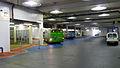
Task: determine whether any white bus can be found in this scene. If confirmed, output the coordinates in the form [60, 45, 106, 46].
[106, 32, 119, 45]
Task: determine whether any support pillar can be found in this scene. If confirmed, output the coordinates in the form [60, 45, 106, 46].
[0, 5, 10, 52]
[66, 25, 69, 34]
[54, 24, 57, 28]
[14, 26, 17, 43]
[38, 21, 43, 45]
[29, 25, 32, 44]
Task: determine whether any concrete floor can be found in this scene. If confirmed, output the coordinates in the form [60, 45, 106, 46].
[1, 37, 120, 68]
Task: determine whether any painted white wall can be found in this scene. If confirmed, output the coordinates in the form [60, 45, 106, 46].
[14, 6, 43, 22]
[0, 2, 11, 52]
[83, 27, 104, 36]
[32, 27, 39, 38]
[83, 29, 93, 36]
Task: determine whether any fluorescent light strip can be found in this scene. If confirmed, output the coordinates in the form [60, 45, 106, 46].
[85, 18, 91, 20]
[93, 23, 98, 25]
[50, 10, 63, 14]
[47, 18, 56, 21]
[10, 23, 14, 24]
[75, 24, 80, 25]
[68, 17, 76, 19]
[99, 13, 110, 17]
[22, 1, 41, 7]
[91, 6, 107, 11]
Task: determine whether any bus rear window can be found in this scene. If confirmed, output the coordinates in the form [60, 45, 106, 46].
[108, 34, 117, 38]
[113, 34, 117, 37]
[108, 34, 112, 38]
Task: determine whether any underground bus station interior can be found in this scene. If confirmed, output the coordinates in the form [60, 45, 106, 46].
[0, 0, 120, 68]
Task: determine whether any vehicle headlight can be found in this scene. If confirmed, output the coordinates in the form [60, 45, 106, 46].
[49, 38, 52, 41]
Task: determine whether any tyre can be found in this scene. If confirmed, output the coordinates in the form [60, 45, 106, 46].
[115, 42, 118, 45]
[107, 42, 109, 45]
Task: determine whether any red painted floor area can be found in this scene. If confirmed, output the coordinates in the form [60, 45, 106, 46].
[0, 44, 38, 59]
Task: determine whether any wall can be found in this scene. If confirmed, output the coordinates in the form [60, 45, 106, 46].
[99, 28, 107, 37]
[14, 6, 43, 22]
[0, 2, 44, 52]
[83, 28, 93, 36]
[83, 27, 106, 36]
[0, 2, 11, 52]
[13, 6, 43, 45]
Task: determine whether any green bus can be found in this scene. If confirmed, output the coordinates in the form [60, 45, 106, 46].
[44, 28, 64, 43]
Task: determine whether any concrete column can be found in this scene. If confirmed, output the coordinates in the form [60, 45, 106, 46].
[54, 24, 57, 28]
[0, 5, 10, 52]
[39, 21, 43, 45]
[14, 26, 17, 43]
[80, 29, 83, 36]
[66, 25, 69, 33]
[29, 26, 32, 44]
[74, 26, 76, 32]
[114, 21, 118, 26]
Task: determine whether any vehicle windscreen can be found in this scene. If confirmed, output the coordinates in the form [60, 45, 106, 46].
[108, 33, 117, 38]
[51, 30, 63, 32]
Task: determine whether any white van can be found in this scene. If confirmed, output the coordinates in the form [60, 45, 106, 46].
[106, 32, 119, 45]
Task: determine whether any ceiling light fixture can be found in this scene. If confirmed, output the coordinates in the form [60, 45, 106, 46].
[50, 10, 63, 14]
[10, 23, 14, 24]
[10, 26, 14, 28]
[22, 0, 41, 7]
[84, 20, 91, 22]
[85, 18, 91, 20]
[68, 17, 77, 19]
[86, 29, 90, 31]
[63, 22, 69, 24]
[75, 24, 80, 25]
[47, 18, 56, 21]
[24, 23, 32, 26]
[98, 13, 110, 17]
[91, 6, 107, 11]
[82, 0, 90, 1]
[93, 23, 98, 25]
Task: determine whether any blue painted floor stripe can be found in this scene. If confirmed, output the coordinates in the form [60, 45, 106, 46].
[0, 36, 98, 60]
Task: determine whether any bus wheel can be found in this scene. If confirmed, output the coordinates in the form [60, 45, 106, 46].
[107, 42, 110, 45]
[115, 42, 118, 45]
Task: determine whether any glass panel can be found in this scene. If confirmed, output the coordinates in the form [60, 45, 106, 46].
[113, 34, 117, 38]
[108, 34, 117, 38]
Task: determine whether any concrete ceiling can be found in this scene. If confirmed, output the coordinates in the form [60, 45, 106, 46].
[1, 0, 120, 28]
